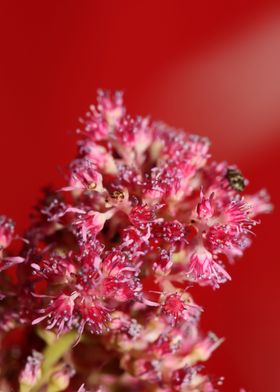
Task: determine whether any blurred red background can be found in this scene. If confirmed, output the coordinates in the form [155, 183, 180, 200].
[0, 1, 279, 390]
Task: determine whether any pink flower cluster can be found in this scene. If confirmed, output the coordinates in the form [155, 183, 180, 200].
[0, 91, 271, 391]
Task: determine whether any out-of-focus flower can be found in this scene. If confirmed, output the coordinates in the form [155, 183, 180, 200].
[0, 216, 15, 251]
[19, 350, 43, 387]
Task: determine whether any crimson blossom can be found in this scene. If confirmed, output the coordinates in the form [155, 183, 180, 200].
[0, 91, 272, 391]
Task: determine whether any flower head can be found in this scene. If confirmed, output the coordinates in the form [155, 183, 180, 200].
[0, 91, 271, 391]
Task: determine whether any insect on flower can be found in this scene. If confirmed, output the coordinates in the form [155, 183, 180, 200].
[226, 168, 245, 192]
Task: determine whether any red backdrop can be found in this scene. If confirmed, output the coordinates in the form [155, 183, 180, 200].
[0, 1, 279, 391]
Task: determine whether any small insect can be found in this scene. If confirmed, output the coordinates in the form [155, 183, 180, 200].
[226, 168, 245, 192]
[110, 190, 125, 201]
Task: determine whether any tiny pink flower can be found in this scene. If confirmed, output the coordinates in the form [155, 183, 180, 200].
[129, 204, 157, 226]
[61, 159, 104, 193]
[187, 250, 231, 287]
[79, 90, 125, 141]
[73, 209, 115, 241]
[19, 350, 43, 387]
[245, 189, 273, 217]
[32, 292, 78, 335]
[161, 293, 198, 325]
[196, 191, 215, 220]
[50, 364, 75, 390]
[76, 297, 110, 335]
[153, 249, 173, 275]
[191, 332, 224, 362]
[0, 216, 15, 251]
[79, 140, 117, 174]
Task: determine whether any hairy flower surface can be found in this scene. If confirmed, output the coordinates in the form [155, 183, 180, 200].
[0, 91, 271, 392]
